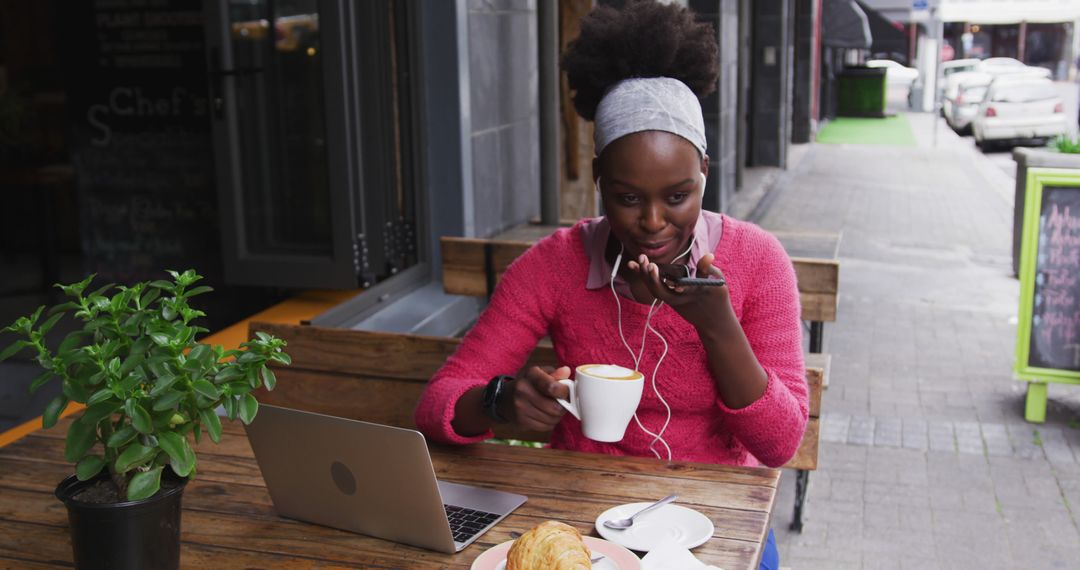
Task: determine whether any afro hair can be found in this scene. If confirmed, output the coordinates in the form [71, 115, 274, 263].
[560, 0, 720, 121]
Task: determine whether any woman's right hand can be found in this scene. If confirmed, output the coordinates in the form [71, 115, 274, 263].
[502, 365, 572, 432]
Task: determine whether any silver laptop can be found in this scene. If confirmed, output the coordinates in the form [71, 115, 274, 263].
[245, 404, 527, 553]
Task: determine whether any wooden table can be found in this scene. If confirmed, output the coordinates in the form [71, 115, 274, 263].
[0, 417, 779, 569]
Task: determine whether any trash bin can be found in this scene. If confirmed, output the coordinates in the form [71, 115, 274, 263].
[837, 66, 887, 118]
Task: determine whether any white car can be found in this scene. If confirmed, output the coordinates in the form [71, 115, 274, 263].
[942, 58, 980, 78]
[866, 59, 919, 88]
[943, 71, 992, 133]
[972, 76, 1067, 150]
[976, 57, 1052, 78]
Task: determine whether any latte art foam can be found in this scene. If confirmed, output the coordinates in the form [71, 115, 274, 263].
[580, 364, 641, 380]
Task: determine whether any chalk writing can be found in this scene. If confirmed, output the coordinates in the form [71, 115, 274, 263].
[1029, 187, 1080, 371]
[65, 0, 218, 283]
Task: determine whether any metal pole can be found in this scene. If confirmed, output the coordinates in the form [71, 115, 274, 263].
[932, 7, 942, 148]
[538, 0, 560, 226]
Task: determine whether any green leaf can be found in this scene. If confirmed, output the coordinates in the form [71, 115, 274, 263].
[149, 374, 178, 397]
[0, 340, 30, 363]
[261, 366, 277, 391]
[38, 312, 64, 336]
[62, 380, 90, 403]
[28, 306, 45, 326]
[140, 287, 162, 307]
[152, 390, 185, 411]
[28, 370, 54, 395]
[47, 301, 80, 316]
[162, 304, 177, 321]
[157, 432, 195, 477]
[192, 380, 220, 400]
[236, 351, 261, 364]
[115, 443, 156, 473]
[57, 331, 85, 355]
[149, 280, 173, 290]
[186, 285, 213, 298]
[65, 418, 98, 462]
[80, 402, 118, 426]
[88, 282, 115, 299]
[75, 455, 106, 481]
[86, 388, 114, 406]
[255, 331, 271, 342]
[42, 395, 68, 429]
[150, 333, 172, 347]
[238, 394, 259, 424]
[272, 352, 292, 366]
[119, 372, 143, 393]
[213, 366, 244, 383]
[223, 396, 238, 421]
[199, 408, 222, 444]
[107, 425, 137, 448]
[189, 344, 215, 368]
[131, 404, 153, 434]
[127, 466, 163, 501]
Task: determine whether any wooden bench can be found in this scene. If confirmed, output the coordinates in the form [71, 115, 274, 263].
[249, 321, 826, 471]
[440, 228, 839, 531]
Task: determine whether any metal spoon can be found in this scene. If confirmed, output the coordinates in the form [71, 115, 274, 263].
[602, 494, 678, 530]
[509, 531, 604, 563]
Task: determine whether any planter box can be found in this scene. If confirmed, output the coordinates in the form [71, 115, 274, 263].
[1011, 147, 1080, 275]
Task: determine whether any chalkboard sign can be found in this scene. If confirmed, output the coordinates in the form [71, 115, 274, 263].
[1016, 168, 1080, 422]
[59, 0, 218, 284]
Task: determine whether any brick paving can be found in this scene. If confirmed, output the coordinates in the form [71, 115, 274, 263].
[760, 112, 1080, 569]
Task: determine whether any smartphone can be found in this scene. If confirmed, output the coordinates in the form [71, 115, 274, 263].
[656, 264, 726, 287]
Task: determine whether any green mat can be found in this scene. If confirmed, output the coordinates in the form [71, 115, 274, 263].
[817, 115, 916, 147]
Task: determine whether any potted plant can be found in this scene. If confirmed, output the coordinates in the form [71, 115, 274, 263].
[0, 269, 290, 570]
[1012, 136, 1080, 275]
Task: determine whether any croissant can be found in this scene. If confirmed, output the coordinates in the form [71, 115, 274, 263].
[506, 521, 592, 570]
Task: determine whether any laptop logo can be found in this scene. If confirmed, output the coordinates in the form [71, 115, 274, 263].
[330, 461, 357, 495]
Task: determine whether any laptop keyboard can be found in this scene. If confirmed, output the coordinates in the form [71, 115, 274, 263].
[444, 504, 500, 543]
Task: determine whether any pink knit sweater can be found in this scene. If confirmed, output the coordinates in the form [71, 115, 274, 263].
[415, 215, 807, 467]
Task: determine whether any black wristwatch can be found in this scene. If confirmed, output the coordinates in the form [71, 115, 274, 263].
[481, 375, 514, 423]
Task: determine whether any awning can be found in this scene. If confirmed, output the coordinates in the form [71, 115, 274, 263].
[823, 0, 872, 50]
[940, 1, 1080, 24]
[856, 0, 908, 63]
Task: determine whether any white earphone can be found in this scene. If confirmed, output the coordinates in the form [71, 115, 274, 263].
[600, 171, 705, 461]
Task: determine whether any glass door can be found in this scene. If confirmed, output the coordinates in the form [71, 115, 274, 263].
[205, 0, 420, 289]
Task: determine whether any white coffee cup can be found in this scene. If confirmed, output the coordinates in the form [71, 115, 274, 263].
[555, 364, 644, 442]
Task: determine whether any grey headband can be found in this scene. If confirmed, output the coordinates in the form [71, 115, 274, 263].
[593, 77, 707, 157]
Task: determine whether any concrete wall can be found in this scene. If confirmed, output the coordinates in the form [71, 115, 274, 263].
[791, 0, 817, 143]
[467, 0, 541, 238]
[749, 0, 793, 167]
[691, 0, 740, 213]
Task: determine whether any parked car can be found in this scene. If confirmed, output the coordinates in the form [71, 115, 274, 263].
[866, 59, 919, 88]
[942, 58, 980, 78]
[976, 57, 1052, 79]
[972, 76, 1067, 150]
[943, 71, 992, 134]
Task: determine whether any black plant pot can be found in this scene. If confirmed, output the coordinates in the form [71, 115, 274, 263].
[55, 469, 187, 570]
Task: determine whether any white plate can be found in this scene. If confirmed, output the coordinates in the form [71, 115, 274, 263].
[594, 503, 714, 553]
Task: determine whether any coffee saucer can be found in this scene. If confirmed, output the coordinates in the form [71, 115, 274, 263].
[594, 503, 714, 553]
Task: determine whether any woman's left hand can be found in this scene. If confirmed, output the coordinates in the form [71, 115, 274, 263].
[627, 252, 734, 334]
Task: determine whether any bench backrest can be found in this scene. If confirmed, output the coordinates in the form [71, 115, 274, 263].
[440, 236, 839, 323]
[250, 321, 823, 470]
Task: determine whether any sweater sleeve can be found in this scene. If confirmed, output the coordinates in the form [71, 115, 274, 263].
[414, 235, 564, 444]
[714, 230, 808, 468]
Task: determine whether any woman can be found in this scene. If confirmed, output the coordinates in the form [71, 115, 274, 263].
[416, 1, 804, 566]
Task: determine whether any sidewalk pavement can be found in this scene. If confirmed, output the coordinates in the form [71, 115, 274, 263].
[760, 112, 1080, 569]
